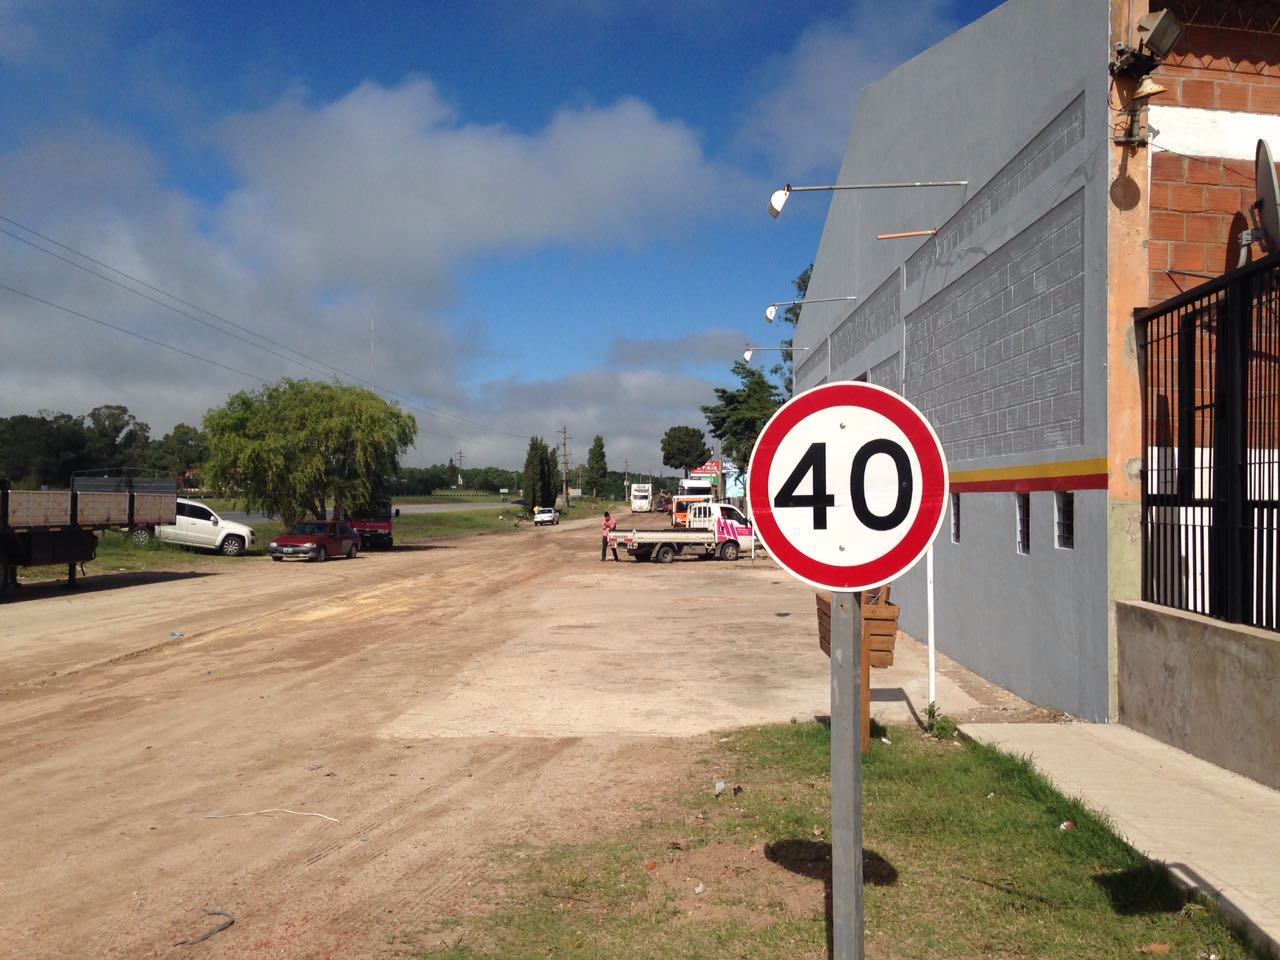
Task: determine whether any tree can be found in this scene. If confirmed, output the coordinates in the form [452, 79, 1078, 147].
[85, 404, 151, 471]
[146, 423, 208, 483]
[772, 263, 811, 396]
[701, 361, 784, 476]
[203, 378, 416, 528]
[584, 435, 607, 496]
[521, 437, 557, 509]
[660, 425, 711, 477]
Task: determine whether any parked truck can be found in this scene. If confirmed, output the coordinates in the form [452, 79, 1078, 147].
[0, 472, 177, 593]
[608, 501, 756, 562]
[629, 483, 653, 513]
[346, 499, 399, 550]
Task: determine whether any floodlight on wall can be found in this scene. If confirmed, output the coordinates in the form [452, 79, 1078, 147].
[743, 344, 811, 363]
[1111, 9, 1185, 77]
[764, 296, 858, 323]
[768, 180, 968, 218]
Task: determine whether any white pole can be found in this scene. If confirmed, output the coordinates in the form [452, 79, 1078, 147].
[927, 545, 936, 706]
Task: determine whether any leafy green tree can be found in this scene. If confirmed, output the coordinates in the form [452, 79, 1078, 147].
[146, 423, 208, 482]
[584, 435, 607, 496]
[772, 263, 811, 396]
[543, 444, 562, 504]
[203, 379, 416, 528]
[85, 404, 151, 471]
[521, 437, 558, 509]
[660, 425, 711, 477]
[0, 411, 91, 488]
[701, 361, 784, 476]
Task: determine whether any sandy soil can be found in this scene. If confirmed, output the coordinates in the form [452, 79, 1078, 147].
[0, 518, 843, 959]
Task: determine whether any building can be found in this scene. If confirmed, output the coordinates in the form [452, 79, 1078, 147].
[794, 0, 1279, 784]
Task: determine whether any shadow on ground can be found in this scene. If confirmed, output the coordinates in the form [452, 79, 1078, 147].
[2, 570, 212, 603]
[765, 838, 898, 956]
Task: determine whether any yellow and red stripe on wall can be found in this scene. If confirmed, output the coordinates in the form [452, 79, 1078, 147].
[949, 457, 1108, 494]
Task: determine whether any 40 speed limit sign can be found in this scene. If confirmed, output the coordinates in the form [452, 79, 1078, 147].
[748, 381, 948, 591]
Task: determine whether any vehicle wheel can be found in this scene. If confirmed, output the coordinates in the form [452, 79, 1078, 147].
[271, 555, 283, 561]
[346, 544, 358, 559]
[634, 547, 653, 562]
[655, 544, 676, 564]
[315, 547, 327, 563]
[719, 540, 740, 562]
[387, 538, 393, 549]
[220, 535, 245, 557]
[129, 527, 153, 545]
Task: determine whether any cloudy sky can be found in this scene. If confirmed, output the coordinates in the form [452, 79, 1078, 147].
[0, 0, 999, 473]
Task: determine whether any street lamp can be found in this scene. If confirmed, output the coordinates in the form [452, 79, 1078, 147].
[765, 296, 858, 323]
[743, 344, 811, 363]
[768, 180, 968, 218]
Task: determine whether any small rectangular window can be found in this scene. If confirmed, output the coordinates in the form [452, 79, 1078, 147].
[1016, 492, 1030, 555]
[1055, 491, 1075, 549]
[950, 493, 960, 543]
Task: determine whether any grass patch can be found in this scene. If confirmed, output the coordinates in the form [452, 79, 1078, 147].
[393, 508, 526, 542]
[413, 723, 1260, 960]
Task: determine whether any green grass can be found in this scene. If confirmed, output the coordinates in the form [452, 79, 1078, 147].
[413, 722, 1261, 960]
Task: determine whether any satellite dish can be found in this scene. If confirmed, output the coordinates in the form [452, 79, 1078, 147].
[1255, 139, 1280, 253]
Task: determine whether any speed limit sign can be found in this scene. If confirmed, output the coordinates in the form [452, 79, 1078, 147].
[748, 381, 948, 591]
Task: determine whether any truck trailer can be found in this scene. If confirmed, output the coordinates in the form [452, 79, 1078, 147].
[0, 475, 177, 593]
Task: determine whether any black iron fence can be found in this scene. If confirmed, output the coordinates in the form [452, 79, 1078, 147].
[1138, 251, 1280, 632]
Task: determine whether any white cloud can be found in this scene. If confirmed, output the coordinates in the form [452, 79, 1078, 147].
[737, 1, 963, 179]
[215, 79, 739, 292]
[0, 78, 740, 470]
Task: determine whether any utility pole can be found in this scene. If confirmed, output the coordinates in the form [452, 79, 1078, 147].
[560, 426, 571, 506]
[456, 450, 464, 487]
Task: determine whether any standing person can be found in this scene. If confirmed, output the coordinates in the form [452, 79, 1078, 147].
[600, 511, 619, 561]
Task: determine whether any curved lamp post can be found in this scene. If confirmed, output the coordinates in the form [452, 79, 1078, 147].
[765, 296, 858, 323]
[743, 344, 811, 364]
[768, 180, 968, 218]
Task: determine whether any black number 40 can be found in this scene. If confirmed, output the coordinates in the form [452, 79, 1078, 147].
[773, 441, 912, 531]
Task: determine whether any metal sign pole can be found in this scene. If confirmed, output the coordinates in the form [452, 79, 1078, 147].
[830, 590, 864, 960]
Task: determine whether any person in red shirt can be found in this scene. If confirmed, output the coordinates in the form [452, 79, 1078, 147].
[600, 511, 619, 561]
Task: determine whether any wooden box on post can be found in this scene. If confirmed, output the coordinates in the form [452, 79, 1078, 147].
[816, 587, 899, 752]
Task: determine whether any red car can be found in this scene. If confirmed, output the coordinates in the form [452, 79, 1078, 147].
[268, 520, 361, 562]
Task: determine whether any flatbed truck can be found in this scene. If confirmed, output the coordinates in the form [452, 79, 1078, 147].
[608, 501, 757, 563]
[0, 475, 177, 593]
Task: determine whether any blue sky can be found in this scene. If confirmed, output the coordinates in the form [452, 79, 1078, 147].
[0, 0, 1000, 472]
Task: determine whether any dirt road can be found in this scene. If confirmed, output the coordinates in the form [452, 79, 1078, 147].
[0, 518, 832, 958]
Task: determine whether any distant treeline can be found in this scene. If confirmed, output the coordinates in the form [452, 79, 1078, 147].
[0, 406, 207, 489]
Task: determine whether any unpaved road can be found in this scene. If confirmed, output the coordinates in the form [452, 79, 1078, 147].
[0, 517, 831, 958]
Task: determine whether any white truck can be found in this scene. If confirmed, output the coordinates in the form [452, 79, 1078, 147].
[629, 482, 653, 512]
[608, 501, 756, 563]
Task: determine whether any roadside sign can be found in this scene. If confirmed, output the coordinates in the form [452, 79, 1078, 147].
[748, 381, 948, 591]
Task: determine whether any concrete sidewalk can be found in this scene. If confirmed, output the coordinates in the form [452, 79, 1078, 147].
[964, 722, 1280, 958]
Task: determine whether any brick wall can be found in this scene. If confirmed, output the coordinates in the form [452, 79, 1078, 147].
[1152, 25, 1280, 115]
[1145, 23, 1280, 304]
[1147, 151, 1267, 302]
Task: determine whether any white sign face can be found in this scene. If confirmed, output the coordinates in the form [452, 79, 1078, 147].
[748, 382, 948, 592]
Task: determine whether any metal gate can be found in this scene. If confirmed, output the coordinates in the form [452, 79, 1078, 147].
[1138, 251, 1280, 631]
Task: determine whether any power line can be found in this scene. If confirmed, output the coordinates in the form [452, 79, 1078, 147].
[0, 213, 530, 441]
[0, 281, 476, 444]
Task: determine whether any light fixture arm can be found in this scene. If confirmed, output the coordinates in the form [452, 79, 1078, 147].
[765, 296, 857, 322]
[769, 180, 968, 217]
[743, 344, 813, 363]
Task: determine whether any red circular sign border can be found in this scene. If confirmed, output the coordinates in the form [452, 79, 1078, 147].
[748, 382, 948, 591]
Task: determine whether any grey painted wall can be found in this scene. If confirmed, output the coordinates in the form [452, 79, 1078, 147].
[795, 0, 1114, 719]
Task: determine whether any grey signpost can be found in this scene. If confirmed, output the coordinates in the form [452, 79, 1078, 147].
[747, 382, 949, 960]
[830, 590, 863, 957]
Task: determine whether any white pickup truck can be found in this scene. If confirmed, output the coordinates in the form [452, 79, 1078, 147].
[608, 501, 756, 563]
